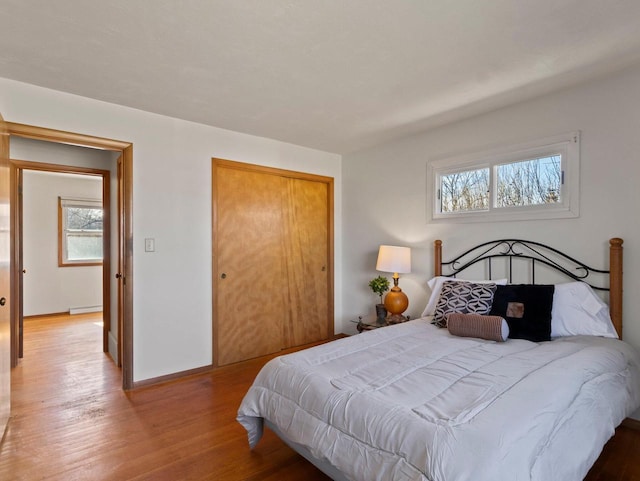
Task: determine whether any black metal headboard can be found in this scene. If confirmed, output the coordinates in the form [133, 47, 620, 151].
[433, 238, 624, 338]
[438, 239, 608, 291]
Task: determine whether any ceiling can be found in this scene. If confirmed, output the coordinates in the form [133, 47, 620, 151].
[2, 1, 640, 154]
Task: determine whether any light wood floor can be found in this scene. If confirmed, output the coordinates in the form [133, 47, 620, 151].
[0, 313, 638, 480]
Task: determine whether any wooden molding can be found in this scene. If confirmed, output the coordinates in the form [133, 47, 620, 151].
[212, 157, 334, 184]
[609, 237, 623, 339]
[23, 311, 70, 320]
[7, 123, 134, 390]
[6, 122, 130, 151]
[9, 159, 110, 176]
[434, 240, 442, 277]
[131, 334, 348, 389]
[132, 364, 214, 390]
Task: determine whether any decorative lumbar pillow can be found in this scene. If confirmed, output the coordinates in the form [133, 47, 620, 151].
[421, 276, 508, 317]
[489, 284, 555, 342]
[447, 313, 509, 342]
[432, 280, 498, 328]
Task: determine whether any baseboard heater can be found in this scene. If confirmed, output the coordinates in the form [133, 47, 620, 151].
[69, 305, 103, 315]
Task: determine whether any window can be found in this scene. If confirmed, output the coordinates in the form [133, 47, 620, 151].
[58, 197, 104, 266]
[440, 167, 489, 213]
[427, 132, 580, 222]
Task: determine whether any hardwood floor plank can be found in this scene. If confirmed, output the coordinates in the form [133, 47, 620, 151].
[0, 313, 332, 481]
[1, 313, 638, 480]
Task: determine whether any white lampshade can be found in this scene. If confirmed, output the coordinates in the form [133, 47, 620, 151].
[376, 245, 411, 274]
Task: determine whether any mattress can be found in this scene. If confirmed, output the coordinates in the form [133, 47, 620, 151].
[237, 319, 640, 481]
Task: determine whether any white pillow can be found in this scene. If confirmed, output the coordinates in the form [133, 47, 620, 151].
[551, 282, 618, 338]
[421, 276, 508, 317]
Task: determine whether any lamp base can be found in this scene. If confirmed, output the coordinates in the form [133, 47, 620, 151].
[383, 286, 409, 318]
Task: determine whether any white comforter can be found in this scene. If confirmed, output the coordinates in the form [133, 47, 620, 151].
[237, 319, 640, 481]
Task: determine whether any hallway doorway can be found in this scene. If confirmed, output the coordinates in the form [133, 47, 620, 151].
[21, 169, 107, 361]
[7, 122, 133, 390]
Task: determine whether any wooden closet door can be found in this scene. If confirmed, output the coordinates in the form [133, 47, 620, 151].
[282, 178, 330, 347]
[214, 165, 288, 366]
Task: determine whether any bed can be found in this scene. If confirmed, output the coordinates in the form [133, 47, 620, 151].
[237, 238, 640, 481]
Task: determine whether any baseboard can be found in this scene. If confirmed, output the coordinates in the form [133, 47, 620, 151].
[130, 335, 347, 391]
[622, 417, 640, 431]
[131, 364, 214, 390]
[69, 305, 103, 315]
[23, 311, 68, 320]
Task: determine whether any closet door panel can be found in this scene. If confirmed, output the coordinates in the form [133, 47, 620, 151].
[283, 178, 329, 347]
[214, 166, 287, 366]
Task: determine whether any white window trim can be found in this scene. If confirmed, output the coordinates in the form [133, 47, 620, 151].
[427, 131, 580, 223]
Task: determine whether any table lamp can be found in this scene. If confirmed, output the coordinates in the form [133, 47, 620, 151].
[376, 245, 411, 323]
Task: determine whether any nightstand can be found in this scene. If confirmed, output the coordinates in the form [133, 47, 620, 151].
[350, 313, 410, 332]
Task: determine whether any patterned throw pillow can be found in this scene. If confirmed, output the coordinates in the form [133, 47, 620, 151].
[432, 280, 498, 328]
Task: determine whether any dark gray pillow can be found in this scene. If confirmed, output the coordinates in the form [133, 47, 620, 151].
[432, 280, 497, 328]
[489, 284, 555, 342]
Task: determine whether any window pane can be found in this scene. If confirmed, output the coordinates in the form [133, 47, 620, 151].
[496, 155, 561, 208]
[65, 207, 103, 231]
[440, 168, 489, 212]
[67, 233, 103, 261]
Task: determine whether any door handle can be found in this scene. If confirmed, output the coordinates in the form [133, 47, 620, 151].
[0, 297, 6, 307]
[115, 273, 122, 279]
[22, 269, 27, 274]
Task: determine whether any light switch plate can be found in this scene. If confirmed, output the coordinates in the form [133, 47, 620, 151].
[145, 238, 155, 252]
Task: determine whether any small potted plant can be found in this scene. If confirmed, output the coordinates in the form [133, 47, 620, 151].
[368, 275, 390, 321]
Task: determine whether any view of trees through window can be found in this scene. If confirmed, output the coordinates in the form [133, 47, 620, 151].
[440, 168, 489, 212]
[440, 154, 561, 212]
[64, 205, 103, 262]
[496, 155, 561, 207]
[66, 206, 103, 231]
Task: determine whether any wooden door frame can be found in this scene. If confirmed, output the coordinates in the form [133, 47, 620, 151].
[211, 158, 335, 366]
[0, 112, 11, 437]
[12, 161, 111, 356]
[116, 155, 124, 368]
[7, 123, 134, 390]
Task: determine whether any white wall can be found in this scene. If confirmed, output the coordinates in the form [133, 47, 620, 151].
[342, 63, 640, 359]
[0, 77, 343, 382]
[21, 170, 103, 316]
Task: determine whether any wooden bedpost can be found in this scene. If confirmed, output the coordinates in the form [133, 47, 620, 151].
[609, 238, 623, 339]
[434, 240, 442, 277]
